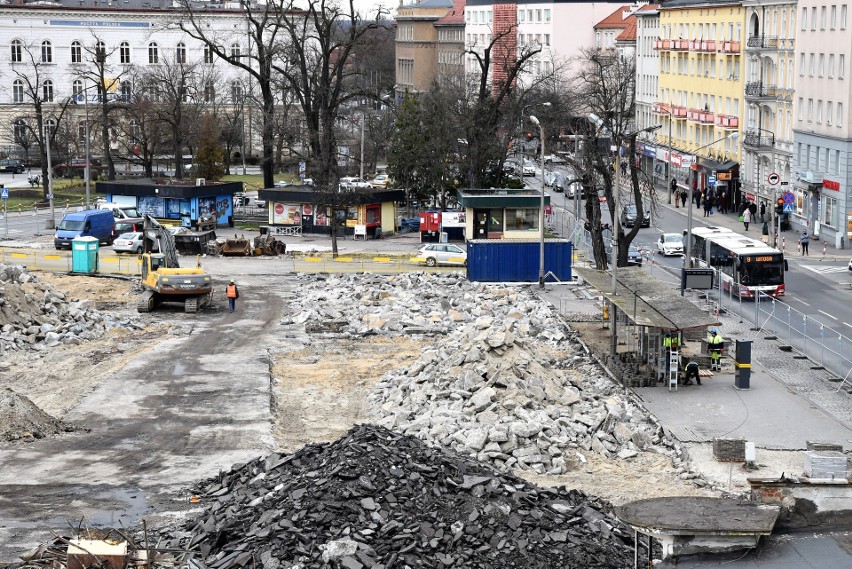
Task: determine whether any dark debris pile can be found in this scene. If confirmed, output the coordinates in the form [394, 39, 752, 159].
[164, 424, 634, 569]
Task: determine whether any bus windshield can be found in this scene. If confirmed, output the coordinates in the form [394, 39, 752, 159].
[739, 259, 784, 286]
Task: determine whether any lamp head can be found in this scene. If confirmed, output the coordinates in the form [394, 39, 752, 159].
[542, 102, 552, 107]
[529, 115, 540, 126]
[587, 113, 604, 128]
[728, 132, 740, 139]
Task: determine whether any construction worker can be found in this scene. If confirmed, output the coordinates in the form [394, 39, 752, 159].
[683, 359, 701, 385]
[226, 279, 240, 313]
[708, 328, 724, 371]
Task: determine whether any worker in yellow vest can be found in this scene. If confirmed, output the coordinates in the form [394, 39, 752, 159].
[708, 328, 724, 371]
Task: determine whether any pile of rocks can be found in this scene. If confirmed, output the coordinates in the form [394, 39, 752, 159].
[167, 424, 635, 569]
[0, 264, 143, 354]
[0, 387, 76, 441]
[368, 318, 669, 475]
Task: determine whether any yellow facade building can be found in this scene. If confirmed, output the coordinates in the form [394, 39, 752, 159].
[656, 0, 747, 209]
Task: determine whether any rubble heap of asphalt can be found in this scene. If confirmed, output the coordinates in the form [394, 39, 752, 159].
[0, 263, 144, 354]
[167, 424, 635, 569]
[0, 387, 76, 441]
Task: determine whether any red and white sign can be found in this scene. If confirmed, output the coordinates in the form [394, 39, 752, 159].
[303, 204, 313, 215]
[767, 172, 780, 186]
[275, 203, 285, 215]
[823, 179, 840, 191]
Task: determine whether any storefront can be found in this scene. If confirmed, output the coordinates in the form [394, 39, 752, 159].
[693, 159, 739, 211]
[97, 179, 242, 228]
[456, 188, 551, 241]
[258, 186, 404, 237]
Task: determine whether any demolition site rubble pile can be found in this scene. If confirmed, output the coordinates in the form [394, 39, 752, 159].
[284, 273, 700, 483]
[165, 424, 635, 569]
[0, 387, 75, 441]
[0, 263, 144, 355]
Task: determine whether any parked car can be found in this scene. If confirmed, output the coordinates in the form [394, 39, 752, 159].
[112, 218, 144, 240]
[54, 158, 101, 180]
[503, 162, 517, 175]
[522, 160, 536, 177]
[112, 232, 146, 254]
[620, 203, 651, 228]
[417, 243, 467, 267]
[626, 244, 643, 266]
[544, 154, 565, 165]
[0, 159, 25, 174]
[54, 209, 115, 249]
[340, 176, 371, 189]
[657, 233, 684, 256]
[566, 182, 580, 199]
[370, 174, 390, 188]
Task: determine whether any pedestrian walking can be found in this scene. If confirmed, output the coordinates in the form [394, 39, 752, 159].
[671, 178, 679, 207]
[748, 200, 758, 221]
[680, 188, 688, 208]
[719, 191, 727, 214]
[703, 196, 712, 217]
[695, 187, 702, 209]
[226, 278, 240, 312]
[759, 201, 766, 222]
[742, 207, 751, 231]
[800, 230, 809, 255]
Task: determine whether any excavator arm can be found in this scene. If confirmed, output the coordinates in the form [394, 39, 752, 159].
[142, 214, 180, 268]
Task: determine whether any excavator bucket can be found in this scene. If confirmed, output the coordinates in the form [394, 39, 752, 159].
[222, 235, 252, 256]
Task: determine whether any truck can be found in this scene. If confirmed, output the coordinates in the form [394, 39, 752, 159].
[137, 215, 214, 314]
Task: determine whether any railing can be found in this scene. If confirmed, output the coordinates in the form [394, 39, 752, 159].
[653, 39, 672, 51]
[742, 131, 775, 149]
[695, 39, 716, 52]
[718, 40, 741, 54]
[745, 81, 777, 98]
[716, 115, 739, 129]
[687, 109, 715, 124]
[754, 293, 852, 382]
[672, 39, 689, 51]
[746, 35, 779, 49]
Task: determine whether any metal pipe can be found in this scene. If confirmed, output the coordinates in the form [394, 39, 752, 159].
[84, 92, 90, 209]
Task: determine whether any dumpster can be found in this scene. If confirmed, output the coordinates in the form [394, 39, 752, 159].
[71, 236, 99, 274]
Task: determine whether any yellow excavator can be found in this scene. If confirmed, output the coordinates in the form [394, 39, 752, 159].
[137, 215, 214, 313]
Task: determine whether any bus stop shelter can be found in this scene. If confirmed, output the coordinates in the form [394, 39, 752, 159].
[575, 266, 721, 386]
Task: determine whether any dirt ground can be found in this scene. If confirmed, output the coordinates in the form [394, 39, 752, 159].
[1, 272, 798, 508]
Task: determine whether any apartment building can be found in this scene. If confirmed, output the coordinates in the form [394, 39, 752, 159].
[634, 5, 661, 176]
[656, 0, 746, 209]
[435, 0, 467, 87]
[792, 1, 851, 246]
[396, 0, 456, 98]
[741, 0, 796, 220]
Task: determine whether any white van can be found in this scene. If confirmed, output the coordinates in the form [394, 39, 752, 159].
[97, 202, 142, 220]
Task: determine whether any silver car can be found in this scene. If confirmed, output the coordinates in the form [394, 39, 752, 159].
[417, 243, 467, 267]
[112, 232, 145, 254]
[657, 233, 684, 256]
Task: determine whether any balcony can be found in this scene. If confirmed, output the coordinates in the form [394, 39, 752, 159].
[653, 39, 672, 51]
[695, 40, 717, 52]
[718, 40, 741, 54]
[716, 115, 739, 130]
[671, 39, 689, 51]
[653, 103, 688, 119]
[742, 131, 775, 150]
[746, 35, 779, 50]
[687, 109, 715, 124]
[744, 81, 777, 99]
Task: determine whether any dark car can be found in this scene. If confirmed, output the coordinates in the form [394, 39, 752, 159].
[0, 159, 25, 174]
[620, 204, 651, 228]
[626, 245, 644, 266]
[54, 158, 101, 180]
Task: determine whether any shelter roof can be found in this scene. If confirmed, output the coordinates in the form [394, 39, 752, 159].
[574, 266, 720, 331]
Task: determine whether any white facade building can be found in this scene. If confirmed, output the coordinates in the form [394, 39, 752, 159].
[792, 0, 851, 247]
[0, 1, 249, 157]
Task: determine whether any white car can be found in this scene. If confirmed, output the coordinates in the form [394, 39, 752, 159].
[112, 232, 145, 254]
[657, 233, 684, 256]
[340, 176, 371, 189]
[370, 174, 390, 188]
[544, 154, 566, 165]
[417, 243, 467, 267]
[522, 161, 536, 177]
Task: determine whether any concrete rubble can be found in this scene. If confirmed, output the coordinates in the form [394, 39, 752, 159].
[0, 263, 145, 356]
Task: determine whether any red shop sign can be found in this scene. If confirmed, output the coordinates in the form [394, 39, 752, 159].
[822, 179, 840, 191]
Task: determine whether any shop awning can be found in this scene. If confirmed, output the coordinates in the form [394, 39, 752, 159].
[698, 158, 738, 172]
[574, 266, 721, 332]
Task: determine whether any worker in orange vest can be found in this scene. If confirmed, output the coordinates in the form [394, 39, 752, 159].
[226, 279, 240, 313]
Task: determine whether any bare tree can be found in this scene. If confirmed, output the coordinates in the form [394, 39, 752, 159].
[6, 41, 75, 198]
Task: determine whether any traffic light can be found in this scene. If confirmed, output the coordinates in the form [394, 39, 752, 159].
[775, 198, 784, 215]
[527, 132, 533, 141]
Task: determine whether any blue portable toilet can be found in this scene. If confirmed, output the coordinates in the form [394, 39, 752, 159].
[71, 236, 99, 274]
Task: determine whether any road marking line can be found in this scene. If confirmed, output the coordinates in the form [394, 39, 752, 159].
[10, 253, 27, 258]
[789, 298, 810, 306]
[845, 322, 852, 331]
[43, 255, 61, 260]
[818, 310, 838, 321]
[372, 257, 391, 263]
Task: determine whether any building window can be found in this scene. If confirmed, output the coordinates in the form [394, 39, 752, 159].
[835, 150, 841, 173]
[148, 43, 159, 64]
[203, 83, 215, 103]
[230, 43, 241, 59]
[176, 42, 186, 64]
[204, 45, 214, 64]
[13, 79, 24, 103]
[829, 54, 835, 77]
[120, 81, 132, 102]
[817, 99, 823, 122]
[71, 41, 82, 63]
[800, 53, 805, 75]
[828, 101, 834, 124]
[801, 7, 807, 30]
[41, 40, 52, 63]
[838, 102, 844, 125]
[544, 9, 551, 22]
[819, 53, 825, 76]
[808, 98, 814, 121]
[812, 7, 817, 30]
[11, 39, 22, 63]
[230, 81, 243, 103]
[821, 6, 827, 29]
[843, 5, 848, 28]
[120, 42, 131, 64]
[42, 79, 53, 103]
[13, 120, 27, 145]
[823, 195, 836, 226]
[72, 79, 83, 99]
[544, 34, 551, 46]
[832, 5, 837, 28]
[840, 54, 846, 78]
[810, 53, 815, 75]
[506, 209, 539, 231]
[518, 9, 525, 23]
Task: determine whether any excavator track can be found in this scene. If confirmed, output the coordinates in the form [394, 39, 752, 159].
[137, 290, 156, 313]
[185, 296, 198, 314]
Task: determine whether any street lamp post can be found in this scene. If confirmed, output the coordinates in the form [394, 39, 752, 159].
[682, 131, 740, 294]
[530, 114, 546, 288]
[44, 121, 55, 229]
